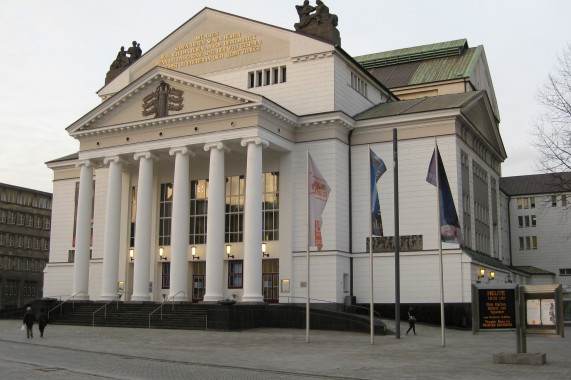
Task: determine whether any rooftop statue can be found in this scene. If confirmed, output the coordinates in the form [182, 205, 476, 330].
[105, 41, 143, 85]
[294, 0, 340, 46]
[127, 41, 142, 64]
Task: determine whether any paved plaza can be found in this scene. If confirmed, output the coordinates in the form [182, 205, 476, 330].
[0, 319, 569, 379]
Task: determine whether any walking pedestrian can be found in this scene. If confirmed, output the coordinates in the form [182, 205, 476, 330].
[23, 307, 35, 339]
[406, 306, 417, 335]
[38, 308, 49, 338]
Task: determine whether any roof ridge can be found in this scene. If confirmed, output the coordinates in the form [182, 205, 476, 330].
[354, 39, 468, 69]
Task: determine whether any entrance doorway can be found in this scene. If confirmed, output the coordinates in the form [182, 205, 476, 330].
[262, 259, 279, 303]
[192, 261, 205, 302]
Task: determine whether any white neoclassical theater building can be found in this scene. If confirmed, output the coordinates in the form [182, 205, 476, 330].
[44, 4, 518, 323]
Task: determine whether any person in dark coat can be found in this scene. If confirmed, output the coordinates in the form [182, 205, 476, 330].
[406, 306, 417, 335]
[23, 307, 36, 339]
[38, 308, 49, 338]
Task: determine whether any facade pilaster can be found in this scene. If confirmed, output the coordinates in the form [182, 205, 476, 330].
[100, 156, 124, 300]
[168, 147, 192, 301]
[72, 160, 94, 300]
[240, 137, 268, 303]
[131, 152, 156, 301]
[203, 142, 225, 302]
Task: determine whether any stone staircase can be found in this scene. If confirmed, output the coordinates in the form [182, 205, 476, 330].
[42, 300, 387, 334]
[48, 301, 207, 330]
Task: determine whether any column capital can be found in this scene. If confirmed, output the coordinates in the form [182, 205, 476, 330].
[103, 156, 125, 166]
[169, 146, 195, 157]
[240, 137, 269, 148]
[133, 151, 158, 161]
[75, 159, 93, 169]
[204, 142, 226, 152]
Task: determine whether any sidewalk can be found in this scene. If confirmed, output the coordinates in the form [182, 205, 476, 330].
[0, 319, 569, 379]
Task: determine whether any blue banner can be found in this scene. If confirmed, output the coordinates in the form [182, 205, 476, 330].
[370, 149, 387, 236]
[426, 147, 463, 244]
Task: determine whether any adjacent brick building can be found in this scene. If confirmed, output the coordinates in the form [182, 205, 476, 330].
[0, 183, 51, 308]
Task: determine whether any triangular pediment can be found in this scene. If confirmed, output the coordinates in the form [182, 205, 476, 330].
[100, 7, 334, 97]
[461, 92, 507, 160]
[67, 67, 262, 135]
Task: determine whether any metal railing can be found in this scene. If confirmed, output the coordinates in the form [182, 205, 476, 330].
[92, 295, 122, 327]
[148, 291, 185, 328]
[48, 291, 87, 320]
[284, 295, 381, 318]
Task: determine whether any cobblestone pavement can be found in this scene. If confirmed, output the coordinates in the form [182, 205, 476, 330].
[0, 319, 569, 379]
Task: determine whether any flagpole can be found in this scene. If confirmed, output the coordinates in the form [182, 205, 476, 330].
[393, 128, 400, 339]
[306, 150, 310, 343]
[435, 139, 446, 347]
[368, 145, 374, 345]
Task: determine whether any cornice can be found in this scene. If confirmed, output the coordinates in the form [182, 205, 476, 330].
[354, 108, 460, 130]
[72, 102, 264, 140]
[298, 112, 355, 133]
[69, 68, 262, 136]
[291, 51, 334, 63]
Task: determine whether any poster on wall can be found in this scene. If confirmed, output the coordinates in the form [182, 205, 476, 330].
[541, 299, 556, 325]
[526, 299, 541, 325]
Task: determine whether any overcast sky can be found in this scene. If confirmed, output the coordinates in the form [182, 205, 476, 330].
[1, 0, 569, 193]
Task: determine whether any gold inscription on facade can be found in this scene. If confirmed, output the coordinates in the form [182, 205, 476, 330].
[155, 32, 262, 69]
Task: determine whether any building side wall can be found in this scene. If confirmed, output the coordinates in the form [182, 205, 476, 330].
[44, 179, 77, 299]
[510, 193, 571, 289]
[204, 54, 337, 116]
[351, 135, 460, 255]
[499, 192, 511, 265]
[334, 55, 383, 117]
[353, 251, 466, 304]
[48, 179, 77, 264]
[43, 263, 73, 300]
[391, 81, 467, 100]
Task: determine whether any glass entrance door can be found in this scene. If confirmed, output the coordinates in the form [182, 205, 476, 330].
[262, 259, 279, 303]
[192, 262, 205, 302]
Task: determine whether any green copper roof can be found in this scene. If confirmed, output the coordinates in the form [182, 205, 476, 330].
[353, 39, 483, 88]
[355, 91, 483, 120]
[354, 39, 469, 69]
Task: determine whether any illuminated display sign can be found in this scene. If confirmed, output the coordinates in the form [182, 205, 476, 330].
[478, 288, 516, 329]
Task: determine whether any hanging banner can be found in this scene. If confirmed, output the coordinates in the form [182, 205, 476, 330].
[370, 149, 387, 236]
[308, 153, 330, 250]
[426, 146, 463, 244]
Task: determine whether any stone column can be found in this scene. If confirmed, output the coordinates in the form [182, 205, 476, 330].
[72, 160, 94, 300]
[131, 152, 156, 301]
[240, 137, 268, 303]
[100, 156, 124, 300]
[203, 142, 225, 302]
[168, 147, 192, 301]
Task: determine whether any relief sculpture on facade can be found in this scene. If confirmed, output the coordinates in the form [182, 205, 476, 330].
[142, 81, 184, 119]
[366, 235, 424, 253]
[294, 1, 340, 46]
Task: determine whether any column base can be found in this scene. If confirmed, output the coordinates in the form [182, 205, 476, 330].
[99, 293, 120, 301]
[240, 295, 264, 303]
[168, 294, 188, 302]
[131, 294, 151, 302]
[73, 294, 90, 301]
[203, 295, 224, 303]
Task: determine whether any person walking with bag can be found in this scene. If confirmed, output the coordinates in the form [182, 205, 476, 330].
[23, 307, 36, 339]
[406, 306, 417, 335]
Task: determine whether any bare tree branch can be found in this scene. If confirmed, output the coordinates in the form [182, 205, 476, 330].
[532, 43, 571, 191]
